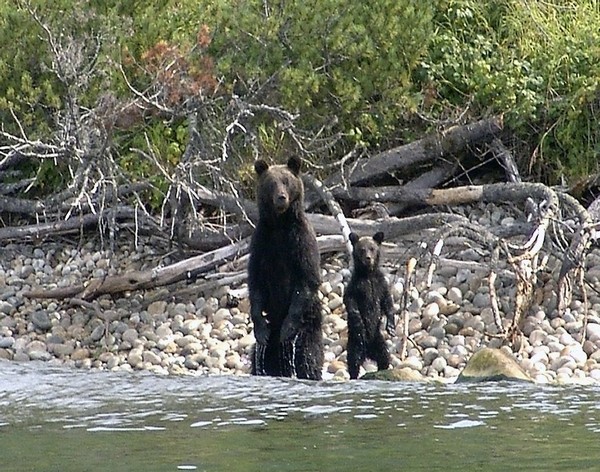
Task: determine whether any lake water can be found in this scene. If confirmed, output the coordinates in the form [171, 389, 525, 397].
[1, 360, 600, 471]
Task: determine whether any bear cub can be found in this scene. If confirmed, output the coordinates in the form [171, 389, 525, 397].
[248, 156, 324, 380]
[344, 231, 395, 379]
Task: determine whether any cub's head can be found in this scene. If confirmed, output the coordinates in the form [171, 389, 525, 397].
[254, 156, 303, 216]
[349, 231, 384, 272]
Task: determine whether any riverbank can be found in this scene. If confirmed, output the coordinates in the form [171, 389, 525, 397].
[2, 207, 600, 384]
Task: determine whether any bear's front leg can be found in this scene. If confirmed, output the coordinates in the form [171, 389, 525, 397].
[280, 286, 312, 342]
[250, 289, 271, 344]
[385, 311, 396, 336]
[250, 292, 271, 376]
[381, 290, 396, 336]
[345, 298, 367, 379]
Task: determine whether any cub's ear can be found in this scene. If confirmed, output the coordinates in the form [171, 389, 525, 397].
[254, 160, 269, 175]
[349, 232, 360, 246]
[287, 156, 302, 175]
[373, 232, 384, 244]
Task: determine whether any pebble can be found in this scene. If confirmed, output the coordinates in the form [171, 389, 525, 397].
[31, 311, 53, 331]
[0, 204, 599, 385]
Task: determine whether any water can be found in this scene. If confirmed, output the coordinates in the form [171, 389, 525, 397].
[2, 360, 600, 471]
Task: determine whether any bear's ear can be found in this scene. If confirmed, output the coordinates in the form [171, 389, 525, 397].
[287, 156, 302, 175]
[255, 160, 269, 175]
[373, 232, 384, 244]
[349, 232, 359, 246]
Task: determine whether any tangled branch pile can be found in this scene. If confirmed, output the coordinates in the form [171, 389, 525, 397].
[3, 2, 600, 351]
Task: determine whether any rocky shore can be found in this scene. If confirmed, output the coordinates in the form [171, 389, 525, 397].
[3, 205, 600, 385]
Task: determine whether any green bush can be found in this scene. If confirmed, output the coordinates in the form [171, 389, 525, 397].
[419, 0, 600, 182]
[2, 0, 600, 203]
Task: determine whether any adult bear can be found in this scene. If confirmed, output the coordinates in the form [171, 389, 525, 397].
[248, 156, 324, 380]
[344, 232, 395, 379]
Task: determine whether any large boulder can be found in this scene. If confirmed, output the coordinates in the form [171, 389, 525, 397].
[456, 347, 533, 383]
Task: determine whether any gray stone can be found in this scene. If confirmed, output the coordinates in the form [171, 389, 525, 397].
[147, 301, 167, 316]
[472, 292, 490, 309]
[122, 328, 139, 344]
[182, 319, 202, 334]
[213, 308, 232, 324]
[52, 343, 75, 357]
[26, 340, 47, 354]
[29, 350, 51, 361]
[417, 335, 439, 349]
[90, 325, 105, 342]
[0, 336, 15, 348]
[429, 326, 446, 340]
[13, 352, 30, 362]
[31, 310, 53, 331]
[422, 302, 440, 318]
[0, 301, 15, 316]
[20, 265, 34, 279]
[142, 350, 162, 365]
[184, 357, 200, 370]
[586, 322, 600, 340]
[155, 323, 172, 338]
[127, 348, 144, 368]
[431, 356, 447, 373]
[46, 333, 64, 344]
[422, 347, 439, 365]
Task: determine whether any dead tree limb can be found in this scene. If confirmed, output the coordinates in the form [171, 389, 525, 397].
[387, 164, 454, 216]
[0, 207, 141, 242]
[329, 115, 503, 187]
[303, 174, 353, 262]
[23, 238, 250, 301]
[490, 138, 521, 183]
[332, 182, 560, 211]
[556, 192, 594, 337]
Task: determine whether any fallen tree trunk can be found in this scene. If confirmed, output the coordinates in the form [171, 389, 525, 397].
[332, 181, 559, 210]
[327, 115, 504, 187]
[0, 206, 142, 241]
[23, 238, 250, 300]
[387, 164, 454, 216]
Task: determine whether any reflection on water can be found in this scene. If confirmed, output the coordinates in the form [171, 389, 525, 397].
[2, 360, 600, 471]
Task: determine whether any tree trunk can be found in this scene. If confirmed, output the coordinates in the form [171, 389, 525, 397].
[327, 115, 503, 187]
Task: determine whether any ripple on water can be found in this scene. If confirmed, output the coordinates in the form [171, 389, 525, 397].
[434, 419, 486, 429]
[3, 361, 600, 437]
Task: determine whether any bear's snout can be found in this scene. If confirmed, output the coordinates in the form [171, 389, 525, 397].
[273, 192, 289, 213]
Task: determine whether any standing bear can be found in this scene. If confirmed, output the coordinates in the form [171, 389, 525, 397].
[248, 156, 324, 380]
[344, 232, 395, 379]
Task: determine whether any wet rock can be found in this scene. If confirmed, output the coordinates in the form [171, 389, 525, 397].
[456, 348, 533, 383]
[360, 367, 425, 382]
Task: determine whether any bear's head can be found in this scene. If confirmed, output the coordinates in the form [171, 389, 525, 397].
[254, 156, 304, 217]
[349, 231, 384, 272]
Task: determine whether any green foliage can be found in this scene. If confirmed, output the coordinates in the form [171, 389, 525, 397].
[0, 0, 121, 193]
[2, 0, 600, 202]
[419, 0, 600, 182]
[194, 0, 435, 150]
[117, 119, 188, 210]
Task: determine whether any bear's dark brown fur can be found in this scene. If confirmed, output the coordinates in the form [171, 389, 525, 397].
[248, 156, 324, 380]
[344, 232, 395, 379]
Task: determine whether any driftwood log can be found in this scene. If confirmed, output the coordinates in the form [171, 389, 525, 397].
[9, 117, 597, 352]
